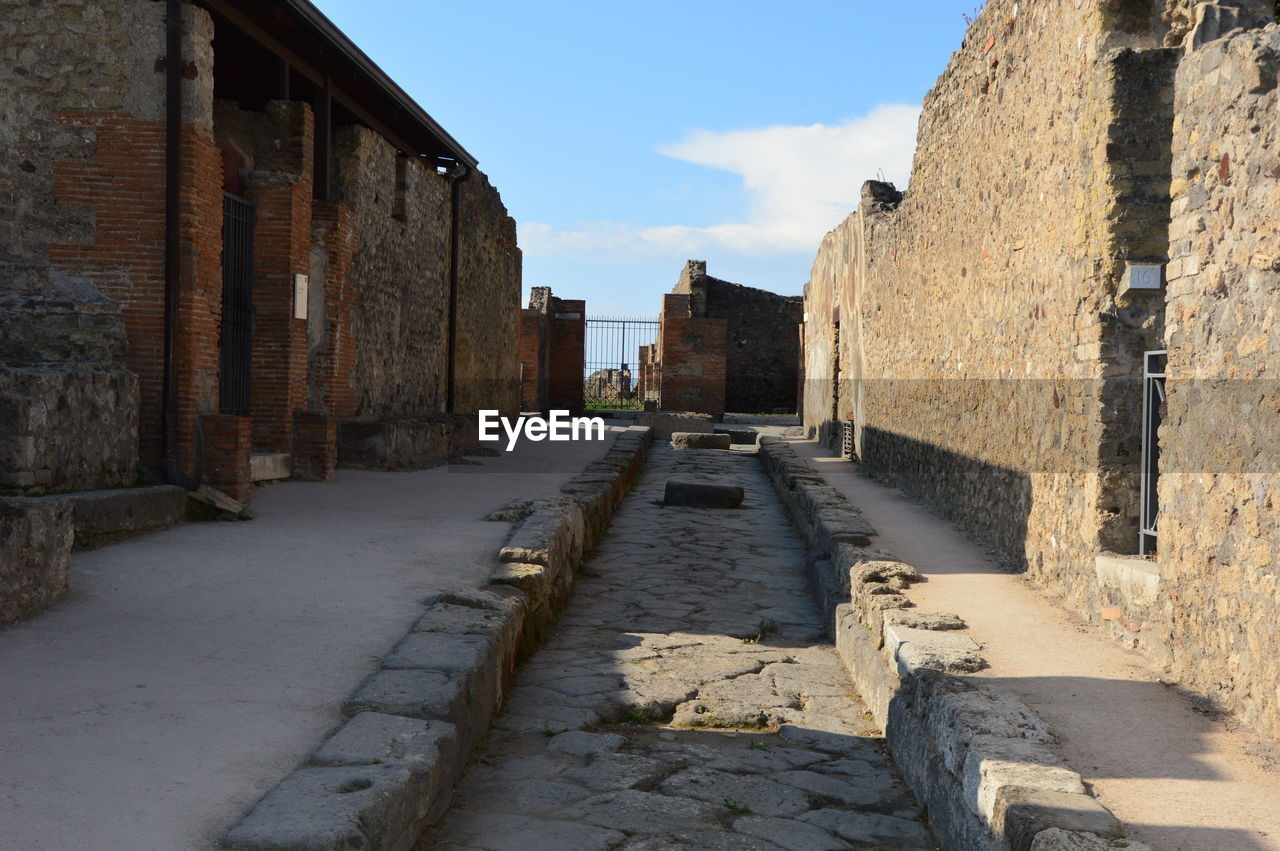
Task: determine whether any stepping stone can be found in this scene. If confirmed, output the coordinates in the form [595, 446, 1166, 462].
[663, 480, 744, 508]
[671, 432, 732, 450]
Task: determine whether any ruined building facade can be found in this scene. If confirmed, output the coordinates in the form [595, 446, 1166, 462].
[1, 0, 520, 623]
[802, 0, 1280, 738]
[517, 286, 585, 414]
[648, 260, 802, 417]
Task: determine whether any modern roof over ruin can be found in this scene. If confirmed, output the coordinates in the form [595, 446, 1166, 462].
[199, 0, 478, 168]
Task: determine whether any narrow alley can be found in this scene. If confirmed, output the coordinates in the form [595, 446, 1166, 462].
[426, 444, 933, 850]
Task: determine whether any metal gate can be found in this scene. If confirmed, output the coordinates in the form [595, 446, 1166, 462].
[1139, 349, 1167, 555]
[584, 316, 659, 410]
[219, 192, 255, 415]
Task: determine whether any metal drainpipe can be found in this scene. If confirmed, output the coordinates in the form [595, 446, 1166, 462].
[446, 160, 472, 413]
[161, 0, 182, 484]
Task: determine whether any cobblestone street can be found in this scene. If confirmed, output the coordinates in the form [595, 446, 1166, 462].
[426, 445, 933, 850]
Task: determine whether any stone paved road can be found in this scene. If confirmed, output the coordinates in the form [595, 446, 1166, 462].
[424, 445, 934, 850]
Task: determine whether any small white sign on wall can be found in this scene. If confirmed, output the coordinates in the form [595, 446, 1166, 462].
[1120, 262, 1163, 297]
[294, 274, 309, 320]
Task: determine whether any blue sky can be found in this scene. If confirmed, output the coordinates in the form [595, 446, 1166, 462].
[312, 1, 973, 315]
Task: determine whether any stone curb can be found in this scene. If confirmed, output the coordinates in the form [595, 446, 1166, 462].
[223, 426, 653, 850]
[757, 437, 1146, 851]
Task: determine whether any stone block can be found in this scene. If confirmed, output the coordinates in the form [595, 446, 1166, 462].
[344, 669, 465, 722]
[994, 787, 1122, 850]
[222, 764, 430, 851]
[66, 485, 186, 546]
[382, 632, 494, 674]
[635, 411, 714, 440]
[249, 452, 292, 482]
[884, 623, 986, 675]
[499, 499, 585, 570]
[1094, 555, 1160, 607]
[0, 496, 73, 626]
[662, 480, 744, 509]
[1030, 828, 1151, 850]
[670, 432, 731, 450]
[312, 713, 459, 771]
[885, 610, 967, 631]
[961, 735, 1084, 829]
[713, 427, 759, 445]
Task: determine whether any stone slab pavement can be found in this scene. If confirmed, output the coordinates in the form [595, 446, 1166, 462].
[793, 439, 1280, 851]
[424, 444, 935, 850]
[0, 432, 625, 851]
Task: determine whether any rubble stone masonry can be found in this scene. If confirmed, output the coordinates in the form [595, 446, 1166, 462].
[1160, 24, 1280, 734]
[804, 0, 1280, 738]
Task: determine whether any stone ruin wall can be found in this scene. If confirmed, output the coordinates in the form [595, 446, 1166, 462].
[815, 0, 1134, 597]
[453, 170, 521, 417]
[332, 126, 452, 421]
[0, 0, 199, 492]
[804, 0, 1280, 738]
[1159, 25, 1280, 733]
[331, 128, 520, 422]
[697, 277, 802, 414]
[670, 261, 802, 414]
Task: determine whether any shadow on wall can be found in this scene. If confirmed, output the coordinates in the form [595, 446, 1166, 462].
[860, 426, 1033, 569]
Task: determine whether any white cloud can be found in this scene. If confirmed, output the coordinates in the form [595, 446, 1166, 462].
[520, 103, 920, 259]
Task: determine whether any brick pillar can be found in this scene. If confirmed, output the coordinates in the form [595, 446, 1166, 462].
[292, 412, 336, 481]
[201, 414, 252, 503]
[245, 102, 314, 456]
[49, 115, 223, 483]
[547, 298, 585, 414]
[517, 308, 548, 412]
[175, 126, 227, 480]
[248, 178, 312, 453]
[658, 293, 726, 416]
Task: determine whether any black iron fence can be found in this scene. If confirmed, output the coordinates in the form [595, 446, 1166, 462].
[584, 316, 659, 410]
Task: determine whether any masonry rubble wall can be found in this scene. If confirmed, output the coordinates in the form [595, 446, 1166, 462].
[1157, 22, 1280, 735]
[333, 126, 452, 423]
[801, 0, 1280, 740]
[453, 171, 522, 417]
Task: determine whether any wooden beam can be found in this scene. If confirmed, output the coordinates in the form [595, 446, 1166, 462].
[198, 0, 424, 157]
[277, 56, 290, 100]
[314, 75, 331, 200]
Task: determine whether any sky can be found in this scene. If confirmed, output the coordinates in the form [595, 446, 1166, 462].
[312, 1, 974, 315]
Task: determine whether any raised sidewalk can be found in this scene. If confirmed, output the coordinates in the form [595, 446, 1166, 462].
[0, 430, 635, 850]
[790, 438, 1280, 851]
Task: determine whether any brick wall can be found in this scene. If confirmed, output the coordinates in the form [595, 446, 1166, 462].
[201, 414, 252, 503]
[291, 412, 336, 481]
[47, 112, 168, 467]
[547, 297, 585, 414]
[41, 5, 221, 484]
[517, 307, 547, 411]
[672, 260, 802, 413]
[658, 292, 726, 417]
